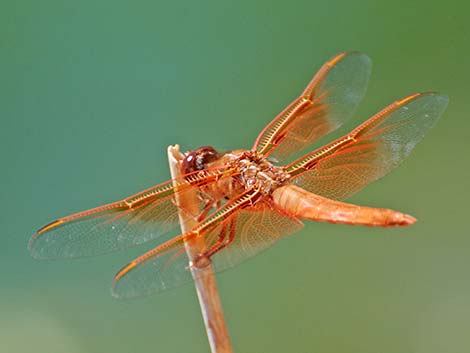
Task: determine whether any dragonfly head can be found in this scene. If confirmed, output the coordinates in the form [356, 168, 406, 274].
[182, 146, 220, 173]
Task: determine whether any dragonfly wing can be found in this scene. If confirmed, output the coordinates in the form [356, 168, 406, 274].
[29, 167, 235, 259]
[253, 51, 371, 162]
[286, 92, 449, 200]
[112, 231, 196, 297]
[112, 196, 303, 298]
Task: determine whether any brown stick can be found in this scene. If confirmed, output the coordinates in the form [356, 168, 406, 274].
[167, 145, 233, 353]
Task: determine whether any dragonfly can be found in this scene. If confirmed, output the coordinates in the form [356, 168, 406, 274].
[29, 52, 448, 298]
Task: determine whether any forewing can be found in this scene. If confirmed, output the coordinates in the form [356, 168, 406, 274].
[287, 92, 448, 200]
[112, 198, 303, 298]
[253, 51, 371, 162]
[29, 167, 234, 259]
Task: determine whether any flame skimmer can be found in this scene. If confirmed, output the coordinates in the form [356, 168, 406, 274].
[29, 52, 448, 298]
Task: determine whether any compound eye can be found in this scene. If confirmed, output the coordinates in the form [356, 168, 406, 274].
[195, 146, 219, 167]
[181, 152, 198, 173]
[202, 149, 219, 164]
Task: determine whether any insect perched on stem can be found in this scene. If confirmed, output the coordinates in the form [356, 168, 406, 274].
[29, 52, 448, 298]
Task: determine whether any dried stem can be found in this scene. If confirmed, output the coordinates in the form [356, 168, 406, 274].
[167, 145, 233, 353]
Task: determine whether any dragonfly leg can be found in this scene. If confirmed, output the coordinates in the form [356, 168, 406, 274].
[197, 200, 220, 222]
[204, 218, 236, 258]
[191, 219, 229, 268]
[192, 218, 236, 268]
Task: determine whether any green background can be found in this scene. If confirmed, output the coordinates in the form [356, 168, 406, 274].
[2, 0, 469, 352]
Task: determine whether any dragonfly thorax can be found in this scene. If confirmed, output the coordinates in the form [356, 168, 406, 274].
[231, 150, 290, 195]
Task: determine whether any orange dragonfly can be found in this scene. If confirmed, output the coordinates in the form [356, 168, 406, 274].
[29, 52, 448, 298]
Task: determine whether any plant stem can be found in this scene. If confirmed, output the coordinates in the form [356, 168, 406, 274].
[167, 145, 233, 353]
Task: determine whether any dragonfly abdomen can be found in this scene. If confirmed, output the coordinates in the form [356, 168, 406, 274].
[272, 184, 416, 227]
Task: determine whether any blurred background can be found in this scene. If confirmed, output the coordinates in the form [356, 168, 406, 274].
[1, 0, 469, 352]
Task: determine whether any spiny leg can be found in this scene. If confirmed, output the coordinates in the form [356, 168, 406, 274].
[204, 217, 237, 259]
[197, 199, 220, 223]
[191, 217, 237, 269]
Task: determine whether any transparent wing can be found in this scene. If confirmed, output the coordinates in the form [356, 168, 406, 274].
[286, 92, 448, 200]
[112, 197, 303, 298]
[253, 51, 371, 162]
[29, 167, 235, 259]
